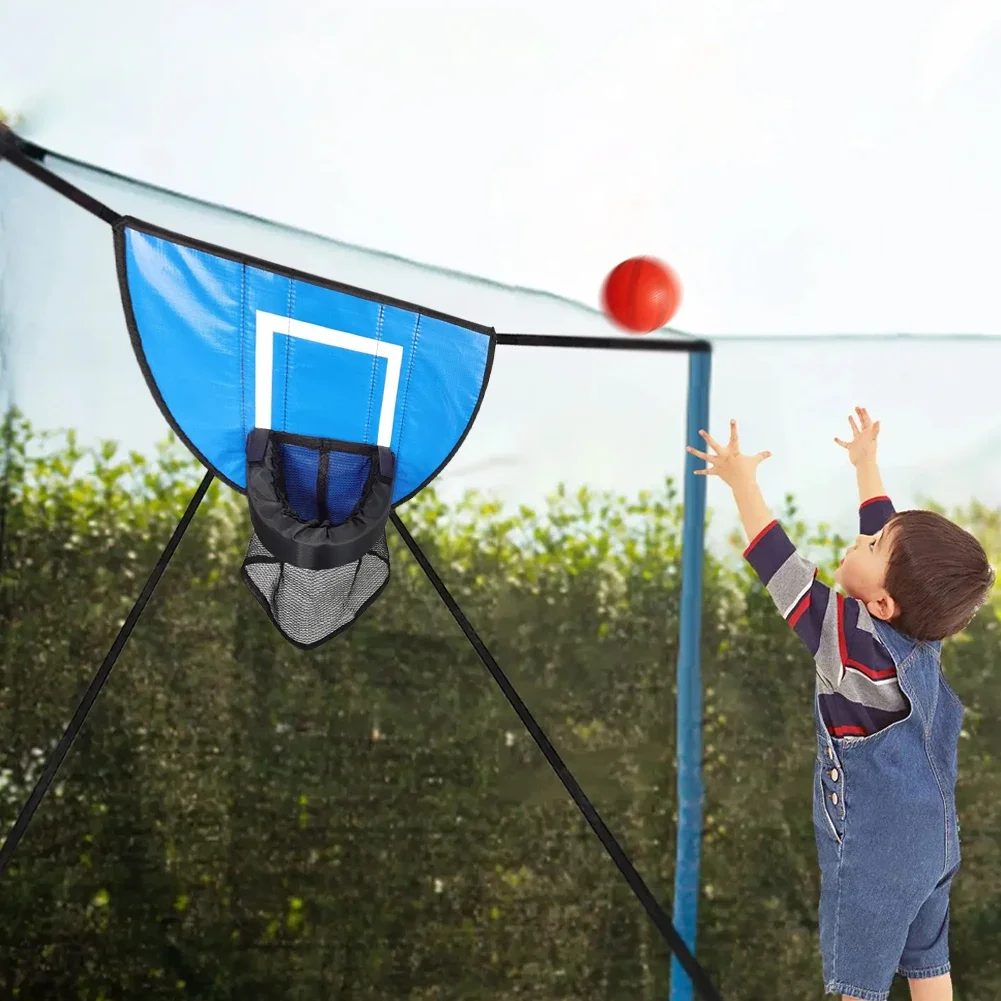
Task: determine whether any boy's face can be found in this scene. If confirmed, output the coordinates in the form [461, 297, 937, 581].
[834, 523, 898, 622]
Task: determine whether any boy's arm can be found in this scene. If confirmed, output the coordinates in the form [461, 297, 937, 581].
[855, 456, 886, 505]
[730, 466, 895, 691]
[856, 457, 896, 535]
[687, 420, 895, 690]
[744, 519, 897, 690]
[730, 474, 846, 682]
[837, 409, 895, 535]
[731, 475, 775, 544]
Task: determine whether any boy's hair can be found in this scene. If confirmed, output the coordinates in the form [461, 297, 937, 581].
[885, 510, 995, 641]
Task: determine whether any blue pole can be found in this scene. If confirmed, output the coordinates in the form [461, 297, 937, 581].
[669, 348, 712, 1001]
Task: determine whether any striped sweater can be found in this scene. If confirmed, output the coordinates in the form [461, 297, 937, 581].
[744, 496, 908, 738]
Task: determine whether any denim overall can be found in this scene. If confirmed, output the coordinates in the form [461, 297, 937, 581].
[813, 618, 963, 1000]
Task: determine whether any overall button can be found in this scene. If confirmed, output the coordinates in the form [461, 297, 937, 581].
[830, 769, 839, 782]
[830, 792, 839, 806]
[826, 747, 833, 759]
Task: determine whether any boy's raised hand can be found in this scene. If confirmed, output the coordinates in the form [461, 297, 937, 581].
[834, 407, 880, 467]
[686, 419, 771, 487]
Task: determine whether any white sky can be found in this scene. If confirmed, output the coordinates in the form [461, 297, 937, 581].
[4, 0, 1001, 334]
[2, 0, 1001, 548]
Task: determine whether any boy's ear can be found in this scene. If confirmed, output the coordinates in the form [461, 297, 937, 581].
[866, 593, 898, 623]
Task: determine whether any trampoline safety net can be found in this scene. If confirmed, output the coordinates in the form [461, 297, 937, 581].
[0, 123, 730, 1001]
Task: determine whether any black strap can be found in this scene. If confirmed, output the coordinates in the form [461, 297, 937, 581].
[496, 332, 712, 354]
[0, 472, 213, 878]
[389, 511, 723, 1001]
[0, 127, 121, 227]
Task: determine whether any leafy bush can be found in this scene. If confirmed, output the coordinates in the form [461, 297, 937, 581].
[1, 411, 998, 1000]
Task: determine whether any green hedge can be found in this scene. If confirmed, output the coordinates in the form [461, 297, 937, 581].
[1, 412, 998, 1000]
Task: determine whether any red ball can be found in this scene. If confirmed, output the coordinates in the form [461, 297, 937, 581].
[601, 256, 682, 333]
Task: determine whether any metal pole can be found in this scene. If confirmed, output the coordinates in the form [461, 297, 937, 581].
[669, 348, 712, 1001]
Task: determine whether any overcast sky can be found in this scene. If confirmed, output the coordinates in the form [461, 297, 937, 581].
[2, 0, 1001, 548]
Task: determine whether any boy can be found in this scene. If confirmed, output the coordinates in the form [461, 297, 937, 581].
[687, 408, 994, 1001]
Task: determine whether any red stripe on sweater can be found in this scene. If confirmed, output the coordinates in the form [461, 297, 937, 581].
[830, 724, 869, 737]
[837, 593, 897, 680]
[788, 586, 813, 628]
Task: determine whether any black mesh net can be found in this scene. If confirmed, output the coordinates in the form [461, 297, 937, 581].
[242, 531, 390, 648]
[241, 437, 392, 648]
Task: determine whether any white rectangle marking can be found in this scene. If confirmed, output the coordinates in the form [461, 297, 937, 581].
[254, 310, 404, 447]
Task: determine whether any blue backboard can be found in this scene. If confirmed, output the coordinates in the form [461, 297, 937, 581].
[115, 220, 495, 503]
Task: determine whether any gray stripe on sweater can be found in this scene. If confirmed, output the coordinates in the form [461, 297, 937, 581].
[837, 665, 909, 712]
[766, 551, 815, 618]
[814, 591, 844, 691]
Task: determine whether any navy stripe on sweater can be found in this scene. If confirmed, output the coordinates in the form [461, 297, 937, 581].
[819, 691, 910, 738]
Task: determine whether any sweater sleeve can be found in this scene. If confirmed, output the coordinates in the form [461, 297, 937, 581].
[743, 521, 897, 691]
[859, 495, 895, 536]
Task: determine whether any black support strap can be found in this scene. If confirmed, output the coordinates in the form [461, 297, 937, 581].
[389, 511, 723, 1001]
[496, 332, 712, 353]
[0, 472, 214, 878]
[0, 126, 121, 226]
